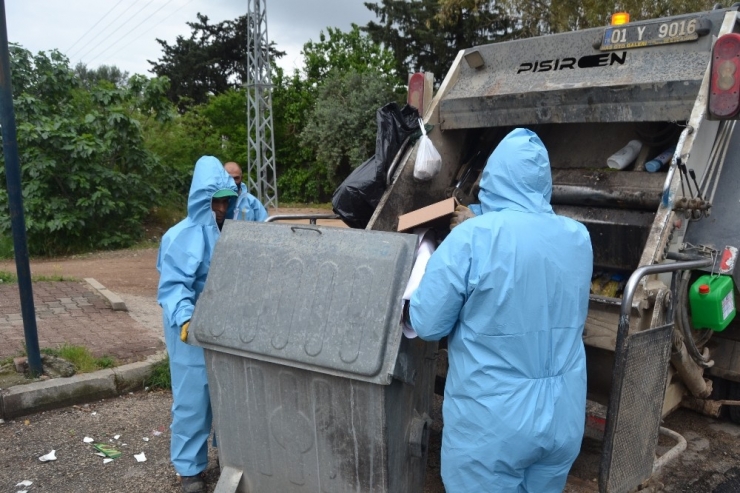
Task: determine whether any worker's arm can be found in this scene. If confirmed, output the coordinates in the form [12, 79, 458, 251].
[409, 229, 472, 340]
[156, 231, 206, 332]
[252, 199, 269, 222]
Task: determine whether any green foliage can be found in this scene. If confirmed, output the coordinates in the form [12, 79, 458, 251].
[145, 355, 172, 390]
[74, 63, 129, 88]
[149, 13, 285, 110]
[41, 343, 116, 373]
[0, 270, 78, 282]
[0, 45, 173, 256]
[364, 0, 516, 84]
[271, 26, 400, 202]
[0, 235, 13, 259]
[141, 88, 249, 202]
[302, 25, 398, 83]
[272, 67, 322, 202]
[301, 69, 402, 188]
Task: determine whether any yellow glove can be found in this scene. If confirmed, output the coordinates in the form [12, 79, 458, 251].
[450, 205, 475, 230]
[180, 321, 190, 343]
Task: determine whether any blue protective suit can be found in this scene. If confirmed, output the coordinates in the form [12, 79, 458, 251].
[231, 183, 268, 221]
[410, 128, 593, 493]
[156, 156, 237, 477]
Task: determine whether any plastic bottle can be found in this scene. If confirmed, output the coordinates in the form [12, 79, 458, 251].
[645, 146, 676, 173]
[607, 140, 642, 170]
[689, 274, 737, 332]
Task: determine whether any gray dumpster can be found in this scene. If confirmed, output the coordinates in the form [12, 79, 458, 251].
[189, 220, 437, 493]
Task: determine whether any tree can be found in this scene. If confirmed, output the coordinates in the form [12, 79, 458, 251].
[149, 13, 285, 110]
[302, 24, 398, 84]
[300, 69, 401, 189]
[272, 26, 400, 202]
[363, 0, 516, 83]
[74, 63, 129, 88]
[272, 67, 319, 202]
[0, 45, 172, 255]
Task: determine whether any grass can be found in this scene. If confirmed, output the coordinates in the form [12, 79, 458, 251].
[40, 344, 117, 373]
[2, 343, 115, 374]
[145, 355, 171, 390]
[0, 270, 78, 283]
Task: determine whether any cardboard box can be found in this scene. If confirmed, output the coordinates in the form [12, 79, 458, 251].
[397, 197, 458, 232]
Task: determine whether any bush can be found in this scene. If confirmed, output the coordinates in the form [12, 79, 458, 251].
[0, 46, 173, 256]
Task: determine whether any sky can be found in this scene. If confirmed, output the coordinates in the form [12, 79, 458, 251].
[6, 0, 377, 76]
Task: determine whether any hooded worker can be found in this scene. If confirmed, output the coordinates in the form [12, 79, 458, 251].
[409, 128, 593, 492]
[157, 156, 238, 493]
[223, 161, 269, 222]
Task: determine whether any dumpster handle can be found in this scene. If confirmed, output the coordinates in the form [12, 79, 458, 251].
[266, 214, 340, 225]
[290, 225, 322, 235]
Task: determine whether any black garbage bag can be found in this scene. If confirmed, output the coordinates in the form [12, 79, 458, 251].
[332, 102, 421, 229]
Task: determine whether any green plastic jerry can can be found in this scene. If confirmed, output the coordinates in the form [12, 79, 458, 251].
[689, 274, 736, 332]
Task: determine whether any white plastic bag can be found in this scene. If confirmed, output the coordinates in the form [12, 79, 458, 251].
[413, 119, 442, 181]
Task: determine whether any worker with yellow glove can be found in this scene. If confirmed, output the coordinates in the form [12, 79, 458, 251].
[157, 156, 237, 493]
[450, 204, 476, 229]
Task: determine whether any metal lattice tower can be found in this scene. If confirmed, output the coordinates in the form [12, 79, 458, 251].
[246, 0, 278, 210]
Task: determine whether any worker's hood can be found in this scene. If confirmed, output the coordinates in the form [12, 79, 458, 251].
[187, 156, 238, 225]
[478, 128, 553, 215]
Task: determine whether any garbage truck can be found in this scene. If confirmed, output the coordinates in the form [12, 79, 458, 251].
[190, 6, 740, 493]
[361, 5, 740, 493]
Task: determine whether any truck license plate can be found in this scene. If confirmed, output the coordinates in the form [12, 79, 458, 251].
[600, 18, 699, 51]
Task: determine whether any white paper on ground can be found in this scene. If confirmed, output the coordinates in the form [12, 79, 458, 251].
[39, 450, 56, 462]
[401, 228, 437, 339]
[83, 437, 94, 443]
[103, 458, 114, 464]
[134, 453, 147, 462]
[15, 481, 32, 487]
[142, 437, 149, 442]
[113, 435, 120, 440]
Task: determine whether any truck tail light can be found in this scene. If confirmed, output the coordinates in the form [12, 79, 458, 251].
[709, 33, 740, 119]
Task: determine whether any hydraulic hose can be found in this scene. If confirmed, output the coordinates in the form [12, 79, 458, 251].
[676, 270, 714, 368]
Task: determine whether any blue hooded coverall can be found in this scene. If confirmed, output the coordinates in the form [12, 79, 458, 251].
[231, 183, 268, 221]
[156, 156, 237, 477]
[410, 128, 593, 492]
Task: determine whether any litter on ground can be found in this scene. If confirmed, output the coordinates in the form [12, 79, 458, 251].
[39, 450, 56, 462]
[134, 452, 146, 462]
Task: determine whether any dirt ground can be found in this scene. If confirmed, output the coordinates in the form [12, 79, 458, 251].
[0, 208, 344, 298]
[1, 208, 740, 491]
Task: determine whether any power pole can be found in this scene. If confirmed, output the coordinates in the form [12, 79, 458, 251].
[246, 0, 278, 210]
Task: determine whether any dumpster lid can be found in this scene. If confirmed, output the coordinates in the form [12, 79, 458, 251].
[189, 221, 417, 385]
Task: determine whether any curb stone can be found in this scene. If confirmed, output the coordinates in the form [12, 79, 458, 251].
[0, 351, 167, 420]
[84, 277, 128, 311]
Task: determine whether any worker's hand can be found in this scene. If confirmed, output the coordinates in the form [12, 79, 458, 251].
[180, 321, 191, 343]
[450, 205, 475, 230]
